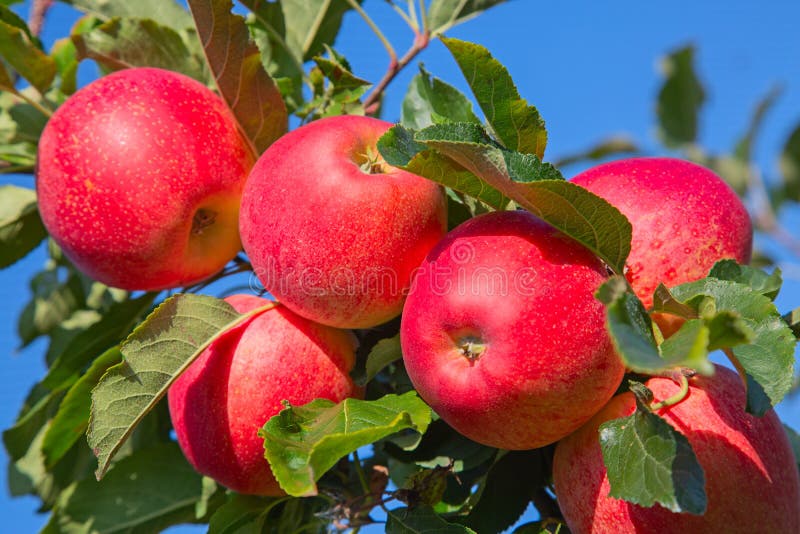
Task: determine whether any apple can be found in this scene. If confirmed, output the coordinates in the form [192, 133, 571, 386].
[239, 115, 447, 329]
[400, 210, 624, 450]
[571, 158, 752, 309]
[552, 365, 800, 533]
[168, 294, 360, 496]
[37, 67, 256, 291]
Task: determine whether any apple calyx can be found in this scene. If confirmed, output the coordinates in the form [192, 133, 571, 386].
[457, 336, 486, 364]
[192, 208, 218, 235]
[356, 147, 390, 175]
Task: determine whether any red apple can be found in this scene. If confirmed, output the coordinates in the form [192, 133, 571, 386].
[571, 158, 752, 309]
[239, 115, 447, 329]
[553, 365, 800, 533]
[167, 294, 359, 496]
[400, 210, 624, 450]
[37, 67, 256, 291]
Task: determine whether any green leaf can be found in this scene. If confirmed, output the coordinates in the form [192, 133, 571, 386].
[41, 347, 122, 469]
[386, 505, 476, 534]
[314, 48, 369, 90]
[261, 392, 432, 497]
[708, 259, 782, 300]
[357, 334, 403, 386]
[18, 268, 86, 346]
[513, 521, 565, 534]
[280, 0, 357, 61]
[408, 123, 631, 272]
[402, 64, 480, 130]
[461, 450, 547, 534]
[63, 0, 193, 29]
[670, 278, 796, 414]
[426, 0, 507, 35]
[553, 136, 639, 168]
[0, 6, 56, 93]
[41, 291, 158, 390]
[187, 0, 287, 155]
[3, 387, 66, 461]
[734, 84, 782, 168]
[780, 121, 800, 202]
[784, 425, 800, 472]
[658, 319, 713, 375]
[51, 443, 211, 533]
[0, 185, 46, 268]
[442, 37, 547, 158]
[657, 45, 705, 147]
[72, 17, 206, 81]
[784, 307, 800, 339]
[599, 400, 706, 514]
[88, 294, 274, 479]
[208, 494, 283, 534]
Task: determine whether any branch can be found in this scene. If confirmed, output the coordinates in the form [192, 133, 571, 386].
[363, 32, 430, 115]
[28, 0, 54, 37]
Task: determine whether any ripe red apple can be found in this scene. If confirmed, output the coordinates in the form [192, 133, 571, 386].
[400, 210, 624, 450]
[37, 67, 256, 291]
[168, 294, 359, 496]
[239, 115, 447, 329]
[553, 365, 800, 533]
[571, 158, 752, 309]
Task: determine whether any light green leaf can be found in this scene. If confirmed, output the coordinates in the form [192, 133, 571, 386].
[657, 45, 705, 147]
[88, 294, 275, 479]
[658, 319, 713, 375]
[708, 259, 782, 300]
[0, 6, 56, 93]
[600, 400, 706, 514]
[386, 505, 476, 533]
[187, 0, 287, 155]
[261, 392, 432, 497]
[0, 185, 46, 268]
[442, 37, 547, 158]
[427, 0, 507, 35]
[63, 0, 193, 29]
[355, 334, 403, 387]
[72, 17, 206, 81]
[402, 64, 480, 130]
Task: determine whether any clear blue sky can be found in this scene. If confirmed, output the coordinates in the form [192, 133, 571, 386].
[3, 0, 800, 532]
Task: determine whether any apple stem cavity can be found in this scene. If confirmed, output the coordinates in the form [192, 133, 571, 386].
[457, 336, 486, 364]
[192, 208, 218, 235]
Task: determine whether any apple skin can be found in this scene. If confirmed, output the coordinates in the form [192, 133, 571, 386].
[553, 365, 800, 534]
[239, 115, 447, 329]
[400, 210, 624, 450]
[570, 158, 752, 309]
[167, 294, 359, 496]
[37, 67, 255, 291]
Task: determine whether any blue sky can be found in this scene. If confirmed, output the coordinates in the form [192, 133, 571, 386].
[2, 0, 800, 531]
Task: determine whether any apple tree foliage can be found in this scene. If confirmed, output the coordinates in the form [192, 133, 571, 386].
[1, 1, 799, 532]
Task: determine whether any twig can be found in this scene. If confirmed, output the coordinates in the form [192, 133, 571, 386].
[363, 32, 430, 115]
[28, 0, 54, 37]
[385, 0, 419, 32]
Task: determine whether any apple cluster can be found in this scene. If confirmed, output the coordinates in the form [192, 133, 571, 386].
[35, 67, 799, 531]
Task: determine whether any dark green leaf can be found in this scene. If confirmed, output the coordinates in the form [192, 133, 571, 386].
[442, 37, 546, 158]
[63, 0, 193, 29]
[314, 49, 370, 90]
[88, 294, 274, 479]
[670, 278, 796, 413]
[513, 521, 565, 534]
[734, 85, 782, 163]
[657, 45, 705, 147]
[72, 17, 206, 81]
[261, 392, 432, 497]
[708, 259, 782, 300]
[0, 6, 56, 93]
[780, 121, 800, 202]
[402, 64, 480, 130]
[427, 0, 507, 35]
[554, 136, 639, 168]
[357, 334, 402, 386]
[208, 494, 283, 534]
[3, 387, 66, 461]
[784, 425, 800, 472]
[600, 402, 706, 514]
[386, 505, 476, 533]
[187, 0, 287, 155]
[0, 184, 46, 268]
[784, 307, 800, 338]
[51, 443, 211, 533]
[18, 268, 86, 346]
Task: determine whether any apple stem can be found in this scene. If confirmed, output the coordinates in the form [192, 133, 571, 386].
[650, 369, 692, 411]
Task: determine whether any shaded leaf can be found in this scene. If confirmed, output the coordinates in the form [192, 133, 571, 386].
[208, 494, 283, 534]
[657, 45, 705, 147]
[0, 6, 56, 93]
[734, 84, 782, 164]
[88, 294, 275, 479]
[0, 184, 46, 268]
[784, 425, 800, 472]
[708, 259, 782, 300]
[442, 37, 546, 158]
[187, 0, 287, 155]
[18, 268, 86, 346]
[386, 505, 476, 533]
[402, 64, 480, 130]
[356, 334, 402, 386]
[427, 0, 507, 35]
[779, 121, 800, 202]
[261, 392, 432, 497]
[600, 400, 706, 514]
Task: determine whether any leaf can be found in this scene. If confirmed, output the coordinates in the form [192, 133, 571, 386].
[52, 443, 211, 533]
[18, 268, 86, 346]
[208, 494, 283, 534]
[41, 291, 158, 390]
[357, 334, 403, 386]
[409, 123, 631, 272]
[72, 17, 206, 81]
[658, 319, 713, 375]
[670, 278, 796, 413]
[187, 0, 287, 155]
[461, 450, 547, 534]
[63, 0, 193, 29]
[0, 184, 46, 268]
[386, 505, 476, 534]
[261, 392, 432, 496]
[442, 37, 547, 158]
[402, 64, 480, 130]
[785, 307, 800, 339]
[3, 387, 66, 461]
[734, 85, 782, 163]
[553, 136, 639, 168]
[41, 347, 122, 468]
[88, 294, 275, 479]
[426, 0, 507, 35]
[280, 0, 356, 61]
[599, 400, 706, 514]
[657, 45, 705, 147]
[784, 425, 800, 472]
[708, 259, 782, 300]
[779, 121, 800, 202]
[0, 6, 56, 93]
